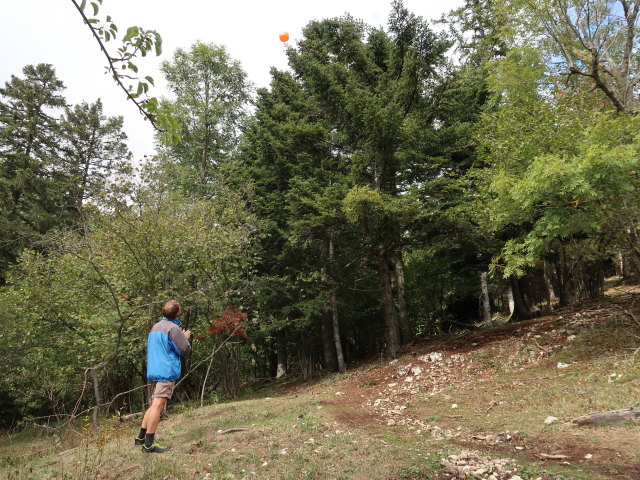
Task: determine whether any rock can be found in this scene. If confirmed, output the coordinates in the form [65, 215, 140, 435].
[585, 453, 593, 459]
[410, 366, 423, 376]
[452, 403, 459, 409]
[397, 365, 412, 376]
[544, 416, 559, 425]
[557, 362, 569, 369]
[418, 352, 443, 363]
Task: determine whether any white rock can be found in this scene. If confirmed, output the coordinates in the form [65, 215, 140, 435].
[509, 476, 523, 480]
[261, 461, 268, 467]
[567, 335, 577, 341]
[585, 453, 593, 459]
[389, 359, 399, 366]
[451, 404, 458, 409]
[557, 362, 569, 369]
[544, 416, 559, 425]
[404, 376, 414, 383]
[335, 391, 345, 396]
[411, 367, 423, 376]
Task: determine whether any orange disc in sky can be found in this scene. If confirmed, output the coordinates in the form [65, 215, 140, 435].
[279, 32, 289, 42]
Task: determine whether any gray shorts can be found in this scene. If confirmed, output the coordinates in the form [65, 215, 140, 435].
[150, 381, 175, 399]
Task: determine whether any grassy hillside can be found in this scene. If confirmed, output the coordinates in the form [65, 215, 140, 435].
[3, 284, 640, 479]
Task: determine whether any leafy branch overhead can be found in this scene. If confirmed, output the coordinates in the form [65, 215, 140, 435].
[70, 0, 180, 143]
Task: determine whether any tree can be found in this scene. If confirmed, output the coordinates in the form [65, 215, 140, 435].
[158, 42, 251, 195]
[511, 0, 640, 112]
[61, 99, 129, 207]
[238, 69, 352, 375]
[288, 2, 451, 356]
[0, 64, 71, 282]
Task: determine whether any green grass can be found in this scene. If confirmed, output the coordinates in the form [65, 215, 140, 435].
[4, 302, 640, 479]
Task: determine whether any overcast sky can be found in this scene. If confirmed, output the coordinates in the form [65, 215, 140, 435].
[1, 0, 461, 158]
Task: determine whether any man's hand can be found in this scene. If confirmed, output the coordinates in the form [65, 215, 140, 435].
[183, 329, 191, 340]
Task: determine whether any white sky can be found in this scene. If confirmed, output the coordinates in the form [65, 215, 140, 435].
[1, 0, 461, 158]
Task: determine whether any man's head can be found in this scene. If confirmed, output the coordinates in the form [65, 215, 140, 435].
[162, 300, 181, 320]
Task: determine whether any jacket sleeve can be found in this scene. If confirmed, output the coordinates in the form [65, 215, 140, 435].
[168, 325, 192, 356]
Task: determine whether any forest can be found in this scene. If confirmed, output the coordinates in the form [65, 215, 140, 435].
[1, 0, 640, 431]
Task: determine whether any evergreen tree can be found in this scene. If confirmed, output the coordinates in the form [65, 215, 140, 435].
[287, 2, 450, 356]
[0, 64, 70, 281]
[60, 99, 129, 207]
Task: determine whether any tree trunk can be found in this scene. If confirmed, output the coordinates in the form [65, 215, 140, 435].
[378, 245, 401, 358]
[200, 343, 216, 407]
[509, 276, 532, 321]
[298, 332, 314, 380]
[90, 368, 101, 431]
[331, 290, 346, 373]
[394, 251, 413, 344]
[574, 407, 640, 426]
[321, 316, 338, 372]
[329, 235, 346, 373]
[553, 248, 572, 307]
[276, 330, 287, 378]
[543, 259, 557, 310]
[480, 271, 492, 327]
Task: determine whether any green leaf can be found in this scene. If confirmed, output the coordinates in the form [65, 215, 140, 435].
[127, 62, 139, 73]
[91, 2, 99, 16]
[80, 0, 87, 11]
[145, 76, 155, 87]
[123, 26, 139, 42]
[154, 33, 163, 56]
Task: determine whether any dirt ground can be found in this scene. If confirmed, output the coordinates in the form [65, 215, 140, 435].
[310, 284, 640, 479]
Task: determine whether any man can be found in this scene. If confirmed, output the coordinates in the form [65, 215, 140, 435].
[135, 300, 191, 453]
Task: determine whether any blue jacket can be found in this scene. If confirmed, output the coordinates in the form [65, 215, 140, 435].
[146, 317, 191, 382]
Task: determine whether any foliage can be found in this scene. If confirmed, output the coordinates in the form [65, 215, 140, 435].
[207, 306, 248, 338]
[0, 166, 259, 423]
[157, 42, 252, 195]
[492, 113, 640, 277]
[0, 64, 127, 283]
[70, 0, 180, 141]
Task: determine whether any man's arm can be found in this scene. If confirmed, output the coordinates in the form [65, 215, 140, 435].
[169, 326, 192, 355]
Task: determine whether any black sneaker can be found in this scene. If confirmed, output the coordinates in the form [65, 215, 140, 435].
[134, 437, 145, 446]
[141, 443, 171, 453]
